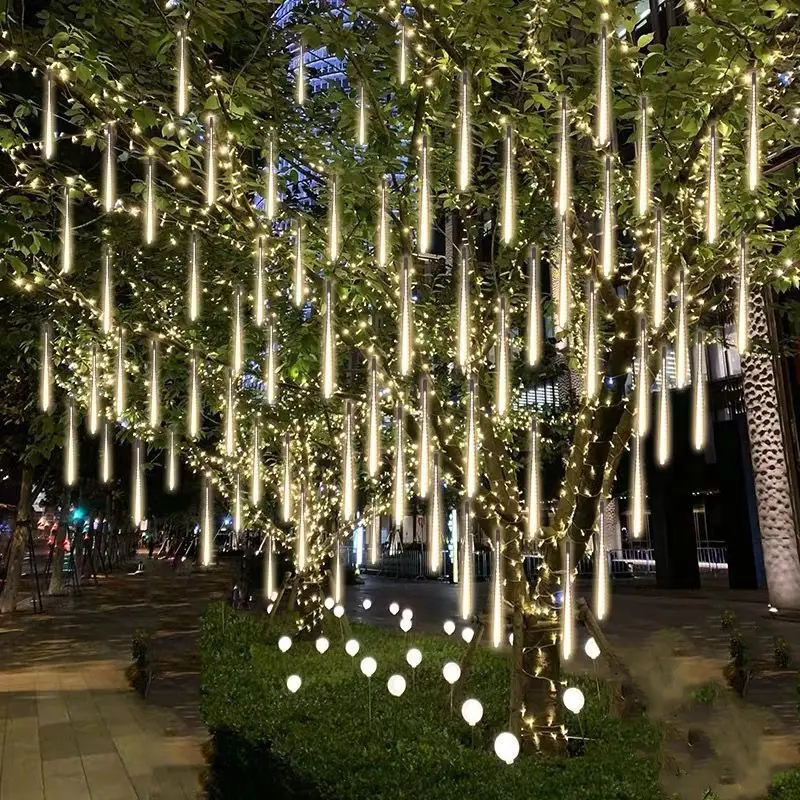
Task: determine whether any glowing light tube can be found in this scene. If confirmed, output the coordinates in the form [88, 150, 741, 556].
[561, 537, 574, 661]
[652, 206, 665, 329]
[495, 296, 510, 416]
[233, 472, 242, 533]
[254, 236, 265, 328]
[296, 43, 306, 107]
[200, 475, 213, 567]
[101, 246, 113, 336]
[457, 244, 471, 370]
[148, 338, 160, 430]
[88, 345, 100, 436]
[747, 70, 759, 193]
[224, 369, 237, 457]
[594, 499, 610, 622]
[526, 418, 540, 546]
[597, 25, 611, 147]
[251, 419, 262, 507]
[706, 125, 719, 245]
[428, 451, 443, 575]
[675, 264, 690, 390]
[398, 23, 407, 85]
[176, 26, 189, 116]
[40, 323, 53, 413]
[369, 510, 380, 566]
[294, 217, 305, 307]
[501, 123, 515, 245]
[64, 399, 78, 487]
[166, 428, 179, 494]
[691, 329, 708, 453]
[557, 216, 570, 333]
[736, 234, 749, 354]
[490, 529, 504, 648]
[321, 278, 336, 399]
[367, 355, 380, 478]
[636, 315, 650, 437]
[265, 320, 277, 406]
[585, 278, 599, 399]
[357, 83, 367, 147]
[61, 185, 73, 275]
[328, 176, 340, 263]
[637, 96, 650, 216]
[265, 138, 277, 221]
[418, 133, 431, 254]
[655, 343, 671, 467]
[377, 179, 389, 268]
[205, 113, 217, 206]
[393, 401, 406, 530]
[527, 245, 542, 367]
[42, 71, 56, 161]
[264, 535, 276, 600]
[332, 543, 343, 605]
[144, 157, 157, 245]
[296, 480, 308, 572]
[131, 438, 145, 526]
[418, 375, 431, 497]
[231, 286, 243, 376]
[399, 255, 413, 376]
[100, 417, 113, 484]
[188, 348, 200, 439]
[459, 500, 473, 621]
[103, 124, 116, 213]
[281, 432, 292, 523]
[188, 232, 201, 323]
[465, 373, 478, 498]
[457, 71, 471, 192]
[600, 154, 615, 279]
[342, 399, 356, 522]
[557, 95, 570, 218]
[114, 329, 126, 419]
[630, 431, 646, 539]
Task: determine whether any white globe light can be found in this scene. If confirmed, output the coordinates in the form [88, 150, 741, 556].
[286, 674, 302, 693]
[362, 598, 373, 610]
[333, 604, 345, 619]
[461, 627, 475, 644]
[266, 603, 274, 614]
[360, 656, 377, 678]
[442, 661, 461, 685]
[443, 620, 456, 636]
[324, 596, 335, 610]
[584, 637, 601, 661]
[315, 637, 330, 654]
[508, 632, 514, 646]
[563, 686, 585, 714]
[345, 638, 360, 657]
[494, 731, 520, 765]
[406, 648, 422, 669]
[389, 602, 400, 615]
[387, 674, 407, 697]
[400, 617, 412, 633]
[401, 608, 413, 620]
[277, 635, 292, 653]
[461, 698, 483, 727]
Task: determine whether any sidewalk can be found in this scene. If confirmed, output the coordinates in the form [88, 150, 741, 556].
[0, 558, 231, 800]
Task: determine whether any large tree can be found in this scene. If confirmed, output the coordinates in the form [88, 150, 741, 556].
[0, 0, 798, 746]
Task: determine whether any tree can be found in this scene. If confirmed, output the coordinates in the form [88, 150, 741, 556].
[0, 0, 798, 748]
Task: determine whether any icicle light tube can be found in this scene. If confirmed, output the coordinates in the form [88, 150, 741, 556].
[293, 218, 305, 307]
[61, 185, 73, 275]
[691, 330, 708, 452]
[656, 344, 672, 467]
[176, 26, 189, 116]
[561, 538, 574, 661]
[377, 180, 389, 268]
[254, 236, 265, 328]
[328, 177, 340, 263]
[188, 232, 200, 322]
[100, 417, 113, 484]
[224, 369, 237, 457]
[251, 420, 262, 507]
[322, 278, 336, 399]
[101, 246, 113, 336]
[675, 265, 690, 390]
[398, 24, 407, 85]
[596, 25, 611, 148]
[205, 113, 217, 206]
[231, 287, 243, 376]
[399, 255, 414, 376]
[333, 545, 343, 605]
[144, 157, 157, 245]
[418, 376, 431, 498]
[636, 315, 650, 437]
[600, 154, 615, 279]
[527, 245, 542, 367]
[264, 536, 276, 600]
[490, 530, 503, 648]
[265, 320, 277, 406]
[465, 373, 478, 498]
[357, 83, 367, 147]
[188, 348, 200, 439]
[132, 438, 145, 526]
[747, 70, 760, 192]
[88, 346, 100, 436]
[369, 511, 380, 566]
[630, 431, 646, 539]
[342, 399, 356, 521]
[637, 97, 650, 216]
[64, 400, 78, 487]
[166, 429, 179, 493]
[457, 244, 471, 370]
[501, 123, 516, 245]
[428, 451, 443, 575]
[557, 216, 570, 332]
[393, 401, 406, 530]
[706, 125, 719, 244]
[457, 71, 471, 192]
[296, 43, 306, 107]
[652, 207, 665, 329]
[40, 323, 53, 413]
[200, 476, 213, 567]
[115, 329, 126, 419]
[495, 296, 510, 416]
[148, 338, 160, 430]
[296, 480, 308, 572]
[265, 139, 277, 220]
[281, 432, 292, 523]
[103, 124, 116, 213]
[526, 418, 540, 546]
[459, 500, 473, 621]
[595, 500, 610, 622]
[43, 71, 56, 161]
[367, 355, 380, 478]
[233, 472, 243, 533]
[585, 278, 599, 398]
[557, 95, 570, 218]
[736, 235, 749, 354]
[418, 134, 432, 254]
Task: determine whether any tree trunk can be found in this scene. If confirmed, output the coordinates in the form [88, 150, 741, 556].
[0, 466, 34, 614]
[741, 287, 800, 610]
[49, 493, 70, 595]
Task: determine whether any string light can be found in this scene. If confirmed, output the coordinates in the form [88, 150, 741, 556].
[132, 438, 145, 526]
[60, 185, 73, 275]
[204, 113, 217, 206]
[630, 431, 646, 539]
[103, 123, 116, 213]
[706, 124, 719, 244]
[100, 417, 113, 484]
[596, 25, 611, 148]
[418, 133, 431, 254]
[342, 399, 356, 521]
[357, 83, 367, 147]
[281, 432, 292, 523]
[39, 323, 53, 413]
[42, 70, 56, 161]
[495, 296, 510, 416]
[747, 70, 760, 192]
[114, 328, 126, 419]
[296, 479, 308, 572]
[148, 338, 160, 430]
[188, 347, 201, 439]
[233, 471, 243, 533]
[526, 418, 540, 546]
[367, 355, 380, 478]
[675, 263, 690, 390]
[465, 373, 478, 498]
[328, 176, 340, 263]
[490, 529, 503, 648]
[166, 428, 179, 493]
[399, 255, 414, 376]
[293, 217, 305, 307]
[200, 475, 213, 567]
[176, 25, 189, 116]
[376, 179, 389, 268]
[322, 278, 336, 399]
[527, 245, 541, 367]
[251, 418, 262, 506]
[224, 369, 237, 457]
[584, 278, 598, 398]
[428, 451, 442, 575]
[655, 343, 671, 467]
[561, 538, 574, 661]
[393, 401, 406, 529]
[594, 499, 609, 622]
[636, 315, 650, 437]
[418, 375, 431, 497]
[457, 243, 471, 370]
[254, 235, 266, 328]
[188, 232, 201, 322]
[398, 23, 407, 85]
[501, 123, 516, 245]
[652, 207, 665, 329]
[600, 154, 615, 279]
[636, 96, 650, 216]
[691, 329, 708, 452]
[88, 345, 100, 435]
[265, 138, 277, 221]
[459, 500, 473, 620]
[457, 70, 471, 192]
[231, 286, 243, 376]
[296, 43, 306, 107]
[144, 157, 157, 245]
[265, 319, 278, 406]
[736, 234, 749, 354]
[557, 216, 570, 333]
[101, 245, 114, 335]
[64, 399, 78, 487]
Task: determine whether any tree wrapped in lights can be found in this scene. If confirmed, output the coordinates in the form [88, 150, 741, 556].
[0, 0, 799, 750]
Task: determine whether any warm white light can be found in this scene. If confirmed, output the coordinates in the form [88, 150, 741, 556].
[114, 329, 126, 419]
[630, 431, 646, 539]
[64, 400, 78, 487]
[494, 732, 520, 765]
[254, 236, 265, 328]
[175, 26, 189, 116]
[296, 480, 308, 572]
[557, 216, 570, 332]
[563, 686, 585, 714]
[495, 296, 510, 417]
[144, 157, 157, 245]
[148, 338, 160, 430]
[264, 535, 276, 601]
[376, 180, 389, 268]
[596, 26, 611, 147]
[367, 355, 381, 477]
[490, 532, 503, 648]
[585, 637, 601, 660]
[443, 620, 455, 636]
[595, 498, 609, 622]
[362, 598, 372, 610]
[527, 245, 541, 367]
[428, 451, 443, 575]
[399, 255, 414, 376]
[675, 265, 690, 391]
[204, 113, 217, 206]
[636, 315, 649, 437]
[656, 344, 671, 467]
[231, 287, 243, 376]
[706, 125, 719, 244]
[132, 438, 145, 526]
[370, 513, 380, 566]
[389, 602, 400, 615]
[224, 370, 236, 457]
[459, 501, 473, 621]
[101, 122, 116, 208]
[200, 476, 213, 566]
[342, 399, 356, 521]
[188, 348, 200, 439]
[457, 71, 471, 192]
[265, 138, 277, 220]
[321, 278, 336, 398]
[360, 656, 377, 678]
[526, 418, 540, 545]
[101, 246, 114, 335]
[286, 675, 302, 693]
[315, 637, 330, 654]
[406, 648, 422, 669]
[556, 95, 570, 218]
[747, 70, 759, 192]
[345, 639, 360, 657]
[584, 277, 598, 398]
[501, 123, 515, 244]
[461, 626, 473, 643]
[88, 345, 100, 436]
[281, 432, 292, 522]
[100, 417, 113, 484]
[417, 133, 431, 254]
[600, 154, 615, 278]
[265, 320, 278, 406]
[333, 603, 345, 619]
[296, 43, 306, 106]
[233, 472, 242, 533]
[39, 323, 53, 413]
[293, 217, 305, 307]
[561, 539, 574, 661]
[442, 662, 461, 685]
[398, 23, 407, 85]
[61, 185, 73, 275]
[324, 596, 335, 610]
[456, 245, 471, 369]
[736, 234, 749, 354]
[166, 428, 179, 493]
[637, 96, 650, 216]
[250, 420, 262, 506]
[691, 329, 708, 453]
[652, 207, 665, 329]
[393, 402, 406, 529]
[465, 375, 478, 498]
[328, 176, 340, 263]
[418, 376, 431, 496]
[188, 232, 201, 322]
[400, 617, 412, 633]
[42, 71, 56, 160]
[461, 698, 483, 727]
[357, 83, 368, 147]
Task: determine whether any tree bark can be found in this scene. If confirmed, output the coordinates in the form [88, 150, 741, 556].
[0, 466, 34, 614]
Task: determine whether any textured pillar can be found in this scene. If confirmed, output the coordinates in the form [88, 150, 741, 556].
[741, 288, 800, 610]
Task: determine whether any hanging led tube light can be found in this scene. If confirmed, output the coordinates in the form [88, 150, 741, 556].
[637, 96, 650, 216]
[175, 25, 189, 116]
[465, 373, 478, 498]
[600, 154, 615, 279]
[652, 207, 665, 329]
[144, 157, 157, 245]
[40, 323, 53, 414]
[148, 338, 160, 430]
[357, 83, 368, 147]
[495, 296, 511, 417]
[200, 476, 213, 567]
[188, 232, 201, 323]
[399, 255, 414, 376]
[557, 216, 571, 333]
[233, 471, 243, 534]
[490, 529, 504, 649]
[428, 451, 443, 575]
[293, 217, 305, 307]
[332, 543, 343, 605]
[418, 133, 432, 254]
[131, 438, 145, 527]
[630, 431, 646, 539]
[166, 428, 179, 494]
[328, 176, 340, 263]
[188, 348, 201, 439]
[596, 25, 611, 148]
[561, 537, 574, 661]
[367, 355, 381, 478]
[231, 286, 243, 376]
[204, 113, 217, 206]
[100, 245, 114, 336]
[636, 315, 650, 437]
[376, 179, 390, 269]
[264, 535, 276, 601]
[296, 43, 306, 107]
[265, 138, 277, 221]
[88, 345, 100, 436]
[747, 70, 760, 192]
[254, 236, 266, 328]
[456, 244, 471, 370]
[585, 278, 599, 399]
[556, 95, 570, 218]
[393, 401, 406, 530]
[594, 500, 610, 622]
[691, 329, 708, 453]
[675, 264, 690, 390]
[321, 278, 336, 399]
[64, 399, 78, 487]
[459, 500, 473, 621]
[526, 418, 541, 546]
[296, 480, 308, 572]
[42, 70, 56, 160]
[418, 376, 431, 498]
[61, 185, 73, 275]
[501, 123, 516, 245]
[527, 245, 542, 367]
[342, 399, 356, 522]
[224, 369, 237, 457]
[282, 433, 292, 523]
[655, 343, 671, 467]
[114, 329, 126, 419]
[369, 509, 380, 566]
[706, 124, 719, 245]
[265, 319, 278, 406]
[251, 419, 262, 507]
[398, 23, 408, 85]
[457, 70, 471, 192]
[100, 417, 113, 484]
[103, 124, 116, 213]
[736, 234, 750, 354]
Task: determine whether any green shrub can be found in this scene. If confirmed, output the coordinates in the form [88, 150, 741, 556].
[720, 609, 736, 632]
[691, 682, 720, 705]
[126, 629, 153, 698]
[768, 766, 800, 800]
[773, 636, 791, 669]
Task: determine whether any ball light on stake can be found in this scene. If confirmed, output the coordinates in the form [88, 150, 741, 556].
[461, 626, 474, 644]
[315, 637, 330, 655]
[443, 620, 455, 636]
[361, 655, 377, 721]
[278, 635, 292, 653]
[324, 596, 334, 610]
[362, 598, 372, 611]
[389, 602, 399, 616]
[333, 604, 345, 620]
[406, 648, 422, 669]
[584, 637, 601, 660]
[563, 686, 585, 714]
[345, 639, 360, 657]
[494, 732, 520, 765]
[387, 674, 406, 698]
[400, 617, 412, 634]
[401, 608, 413, 620]
[461, 698, 483, 727]
[286, 675, 302, 694]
